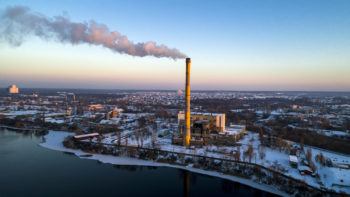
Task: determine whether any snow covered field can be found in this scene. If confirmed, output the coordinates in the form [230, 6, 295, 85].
[40, 131, 287, 197]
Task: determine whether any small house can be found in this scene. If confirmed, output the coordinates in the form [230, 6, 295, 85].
[289, 155, 298, 168]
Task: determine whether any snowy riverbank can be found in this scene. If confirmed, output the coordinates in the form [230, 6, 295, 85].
[40, 131, 288, 197]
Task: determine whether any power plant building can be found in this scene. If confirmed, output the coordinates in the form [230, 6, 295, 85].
[174, 111, 227, 146]
[178, 112, 226, 133]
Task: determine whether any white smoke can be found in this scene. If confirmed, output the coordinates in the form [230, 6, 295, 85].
[0, 6, 187, 59]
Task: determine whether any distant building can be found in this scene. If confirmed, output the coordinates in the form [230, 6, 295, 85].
[88, 104, 104, 111]
[177, 89, 183, 96]
[8, 84, 19, 94]
[106, 107, 123, 119]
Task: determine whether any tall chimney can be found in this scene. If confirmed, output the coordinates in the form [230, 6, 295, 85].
[184, 58, 191, 147]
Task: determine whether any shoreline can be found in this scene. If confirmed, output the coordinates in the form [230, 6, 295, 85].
[39, 131, 288, 197]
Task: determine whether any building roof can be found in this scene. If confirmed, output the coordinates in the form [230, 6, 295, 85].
[289, 155, 299, 163]
[74, 133, 99, 139]
[178, 111, 225, 116]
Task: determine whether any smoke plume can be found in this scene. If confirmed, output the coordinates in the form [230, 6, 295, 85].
[0, 6, 186, 59]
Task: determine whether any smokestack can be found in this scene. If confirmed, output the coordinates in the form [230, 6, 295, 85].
[184, 58, 191, 147]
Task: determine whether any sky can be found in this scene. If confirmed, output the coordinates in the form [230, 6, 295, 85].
[0, 0, 350, 91]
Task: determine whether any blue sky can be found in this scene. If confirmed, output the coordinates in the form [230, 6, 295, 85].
[0, 0, 350, 91]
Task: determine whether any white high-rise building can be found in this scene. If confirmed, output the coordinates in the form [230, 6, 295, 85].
[8, 84, 19, 94]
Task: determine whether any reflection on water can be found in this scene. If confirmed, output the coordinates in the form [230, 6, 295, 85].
[183, 170, 190, 197]
[0, 129, 278, 197]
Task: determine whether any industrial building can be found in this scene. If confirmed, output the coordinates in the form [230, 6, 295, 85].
[173, 111, 228, 146]
[8, 84, 19, 94]
[178, 111, 226, 133]
[173, 111, 230, 146]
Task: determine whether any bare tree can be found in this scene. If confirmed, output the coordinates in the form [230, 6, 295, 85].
[151, 122, 157, 148]
[306, 148, 312, 163]
[116, 128, 121, 147]
[258, 145, 266, 160]
[300, 135, 305, 150]
[233, 147, 241, 161]
[246, 144, 254, 163]
[316, 152, 326, 166]
[310, 160, 317, 172]
[135, 129, 140, 147]
[258, 127, 264, 142]
[140, 128, 145, 148]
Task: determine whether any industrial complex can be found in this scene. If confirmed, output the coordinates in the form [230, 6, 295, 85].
[171, 58, 242, 147]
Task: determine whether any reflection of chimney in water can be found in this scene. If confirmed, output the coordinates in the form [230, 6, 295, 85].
[184, 58, 191, 147]
[183, 170, 190, 197]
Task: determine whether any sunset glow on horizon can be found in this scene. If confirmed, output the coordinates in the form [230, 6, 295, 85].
[1, 0, 350, 91]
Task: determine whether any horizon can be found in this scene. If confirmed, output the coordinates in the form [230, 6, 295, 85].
[2, 86, 350, 93]
[1, 0, 350, 91]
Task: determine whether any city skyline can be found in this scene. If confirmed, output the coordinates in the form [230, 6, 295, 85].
[1, 0, 350, 91]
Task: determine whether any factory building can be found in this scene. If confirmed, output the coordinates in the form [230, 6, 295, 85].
[8, 84, 19, 94]
[178, 112, 226, 133]
[173, 111, 227, 146]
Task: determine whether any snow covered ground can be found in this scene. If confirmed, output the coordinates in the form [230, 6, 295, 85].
[44, 117, 65, 124]
[40, 131, 287, 197]
[97, 129, 350, 194]
[237, 132, 350, 194]
[40, 129, 350, 195]
[0, 110, 39, 116]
